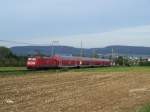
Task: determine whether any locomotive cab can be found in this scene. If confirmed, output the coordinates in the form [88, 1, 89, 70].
[26, 57, 39, 69]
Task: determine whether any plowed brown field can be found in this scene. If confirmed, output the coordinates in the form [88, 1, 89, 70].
[0, 71, 150, 112]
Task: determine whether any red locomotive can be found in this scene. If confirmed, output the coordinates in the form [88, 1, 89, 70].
[26, 55, 111, 69]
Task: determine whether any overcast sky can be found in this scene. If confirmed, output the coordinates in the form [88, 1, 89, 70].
[0, 0, 150, 48]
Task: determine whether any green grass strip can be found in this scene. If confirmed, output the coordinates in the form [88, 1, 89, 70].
[136, 104, 150, 112]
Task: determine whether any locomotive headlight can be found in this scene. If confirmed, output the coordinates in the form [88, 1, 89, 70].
[80, 61, 82, 65]
[32, 62, 36, 65]
[28, 62, 36, 65]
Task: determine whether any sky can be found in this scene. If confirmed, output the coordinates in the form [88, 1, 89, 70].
[0, 0, 150, 48]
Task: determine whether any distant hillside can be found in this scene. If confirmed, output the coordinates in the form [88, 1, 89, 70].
[10, 45, 150, 57]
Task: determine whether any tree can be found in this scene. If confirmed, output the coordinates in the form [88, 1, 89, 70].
[115, 56, 123, 66]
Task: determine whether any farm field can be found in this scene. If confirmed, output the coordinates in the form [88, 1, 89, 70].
[0, 67, 150, 112]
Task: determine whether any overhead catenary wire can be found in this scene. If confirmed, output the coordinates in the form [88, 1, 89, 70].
[0, 39, 50, 46]
[0, 39, 60, 56]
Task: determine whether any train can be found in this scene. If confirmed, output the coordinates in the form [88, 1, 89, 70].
[26, 55, 111, 69]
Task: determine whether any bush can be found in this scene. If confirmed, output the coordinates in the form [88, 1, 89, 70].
[139, 62, 150, 66]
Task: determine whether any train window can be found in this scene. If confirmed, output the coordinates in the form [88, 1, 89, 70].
[28, 58, 36, 61]
[28, 58, 32, 60]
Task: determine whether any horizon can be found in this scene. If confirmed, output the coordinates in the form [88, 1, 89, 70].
[0, 0, 150, 47]
[9, 44, 150, 49]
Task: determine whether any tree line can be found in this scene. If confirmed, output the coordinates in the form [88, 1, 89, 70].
[0, 47, 27, 67]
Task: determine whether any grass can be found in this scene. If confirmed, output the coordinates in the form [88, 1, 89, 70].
[0, 66, 150, 76]
[0, 67, 69, 76]
[71, 66, 150, 73]
[0, 67, 27, 72]
[0, 67, 27, 76]
[136, 104, 150, 112]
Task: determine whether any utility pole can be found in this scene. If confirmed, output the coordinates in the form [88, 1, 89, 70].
[92, 49, 95, 58]
[80, 41, 83, 57]
[92, 49, 97, 58]
[123, 56, 125, 66]
[111, 48, 114, 66]
[51, 41, 59, 56]
[51, 43, 54, 56]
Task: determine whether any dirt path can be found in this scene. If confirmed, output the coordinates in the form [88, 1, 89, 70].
[0, 71, 150, 112]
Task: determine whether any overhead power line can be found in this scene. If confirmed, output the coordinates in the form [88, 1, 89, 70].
[0, 39, 49, 46]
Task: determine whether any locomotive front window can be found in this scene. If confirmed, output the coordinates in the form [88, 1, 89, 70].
[28, 58, 36, 61]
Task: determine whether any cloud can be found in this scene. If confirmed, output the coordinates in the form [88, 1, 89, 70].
[0, 0, 150, 48]
[1, 25, 150, 48]
[18, 25, 150, 48]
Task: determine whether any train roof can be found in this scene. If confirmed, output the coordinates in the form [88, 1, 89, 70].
[29, 55, 111, 62]
[57, 55, 110, 61]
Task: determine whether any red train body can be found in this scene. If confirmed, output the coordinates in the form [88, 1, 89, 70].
[26, 55, 111, 69]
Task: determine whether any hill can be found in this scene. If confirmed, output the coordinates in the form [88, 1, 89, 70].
[10, 45, 150, 57]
